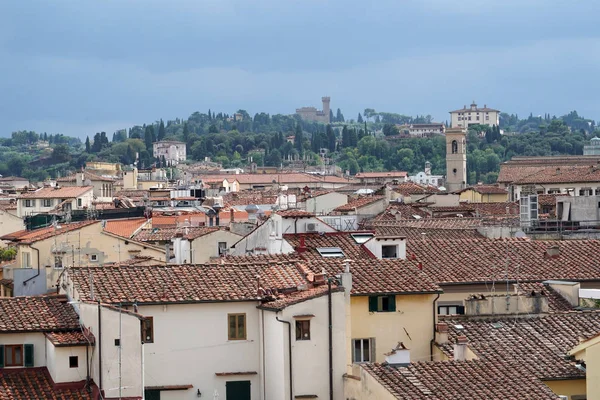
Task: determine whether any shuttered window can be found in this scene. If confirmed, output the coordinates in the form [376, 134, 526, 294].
[0, 344, 32, 367]
[368, 295, 396, 312]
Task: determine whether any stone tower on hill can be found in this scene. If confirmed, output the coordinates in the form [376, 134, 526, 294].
[296, 96, 331, 124]
[445, 127, 467, 192]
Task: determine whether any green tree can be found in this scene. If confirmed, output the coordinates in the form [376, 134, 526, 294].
[183, 122, 190, 144]
[336, 108, 345, 123]
[294, 123, 304, 155]
[158, 119, 166, 141]
[326, 125, 336, 152]
[52, 144, 71, 163]
[357, 113, 363, 123]
[85, 136, 91, 153]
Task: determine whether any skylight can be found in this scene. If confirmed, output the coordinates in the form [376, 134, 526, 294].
[317, 247, 345, 258]
[350, 233, 374, 244]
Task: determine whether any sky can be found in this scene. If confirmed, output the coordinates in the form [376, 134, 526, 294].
[1, 0, 599, 138]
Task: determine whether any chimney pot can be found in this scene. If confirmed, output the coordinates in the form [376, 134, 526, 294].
[436, 322, 448, 333]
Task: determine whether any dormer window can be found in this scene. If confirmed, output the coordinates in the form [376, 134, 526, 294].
[381, 245, 398, 259]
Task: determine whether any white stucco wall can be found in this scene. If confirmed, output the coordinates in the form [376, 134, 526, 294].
[364, 237, 407, 260]
[76, 302, 143, 399]
[46, 341, 88, 384]
[230, 215, 295, 256]
[262, 310, 286, 399]
[139, 302, 261, 400]
[274, 291, 347, 400]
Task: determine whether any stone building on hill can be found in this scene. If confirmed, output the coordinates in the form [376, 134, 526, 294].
[296, 96, 331, 124]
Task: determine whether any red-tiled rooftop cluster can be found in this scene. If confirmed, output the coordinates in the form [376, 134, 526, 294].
[0, 368, 93, 400]
[1, 221, 99, 245]
[362, 360, 559, 400]
[333, 195, 384, 212]
[0, 296, 80, 333]
[438, 311, 600, 380]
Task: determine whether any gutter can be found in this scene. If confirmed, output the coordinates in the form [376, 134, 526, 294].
[430, 293, 441, 361]
[276, 314, 293, 400]
[328, 278, 333, 400]
[98, 301, 103, 394]
[23, 246, 41, 286]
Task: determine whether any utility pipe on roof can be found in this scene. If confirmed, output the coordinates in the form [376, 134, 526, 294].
[430, 293, 441, 361]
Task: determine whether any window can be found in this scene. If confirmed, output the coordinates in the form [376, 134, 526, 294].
[368, 295, 396, 312]
[218, 242, 227, 256]
[468, 116, 472, 121]
[316, 247, 344, 258]
[24, 199, 35, 208]
[21, 252, 31, 268]
[69, 356, 78, 368]
[295, 320, 310, 340]
[486, 115, 490, 120]
[90, 254, 98, 262]
[228, 313, 246, 340]
[43, 199, 52, 207]
[351, 233, 374, 244]
[381, 245, 398, 259]
[77, 198, 82, 207]
[451, 140, 458, 154]
[438, 305, 465, 315]
[54, 256, 63, 269]
[353, 338, 375, 363]
[4, 345, 23, 367]
[141, 317, 154, 343]
[476, 116, 480, 121]
[580, 188, 592, 196]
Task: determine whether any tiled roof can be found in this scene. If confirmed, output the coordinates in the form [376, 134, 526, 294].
[372, 226, 485, 241]
[408, 238, 600, 284]
[133, 226, 217, 242]
[0, 221, 99, 244]
[306, 259, 441, 295]
[467, 202, 519, 216]
[0, 368, 93, 400]
[515, 282, 574, 312]
[514, 165, 600, 185]
[56, 171, 116, 182]
[45, 330, 94, 347]
[151, 213, 205, 228]
[276, 210, 315, 218]
[222, 191, 279, 207]
[258, 285, 344, 311]
[355, 171, 407, 179]
[103, 218, 148, 238]
[537, 194, 560, 207]
[366, 218, 485, 230]
[361, 361, 558, 400]
[368, 203, 430, 221]
[67, 262, 312, 304]
[285, 232, 375, 261]
[394, 182, 440, 196]
[0, 296, 80, 333]
[498, 156, 600, 184]
[438, 311, 600, 380]
[115, 189, 149, 199]
[18, 186, 93, 199]
[333, 195, 384, 212]
[224, 173, 349, 185]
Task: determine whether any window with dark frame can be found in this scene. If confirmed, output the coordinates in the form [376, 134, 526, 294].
[69, 356, 78, 368]
[141, 317, 154, 343]
[438, 305, 465, 316]
[295, 320, 310, 340]
[368, 295, 396, 312]
[352, 338, 374, 363]
[218, 242, 227, 256]
[228, 313, 246, 340]
[43, 199, 52, 207]
[77, 198, 83, 207]
[5, 345, 23, 367]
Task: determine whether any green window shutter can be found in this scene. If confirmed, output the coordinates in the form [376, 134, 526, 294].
[0, 345, 4, 368]
[388, 295, 396, 312]
[370, 338, 376, 362]
[24, 344, 34, 367]
[368, 296, 378, 312]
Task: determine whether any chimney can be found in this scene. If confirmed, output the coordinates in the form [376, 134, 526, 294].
[453, 335, 468, 361]
[545, 245, 560, 259]
[296, 236, 307, 253]
[556, 167, 561, 174]
[341, 259, 353, 296]
[436, 323, 448, 344]
[230, 208, 235, 223]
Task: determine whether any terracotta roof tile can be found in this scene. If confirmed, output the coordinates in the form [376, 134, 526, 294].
[151, 213, 205, 228]
[223, 173, 349, 185]
[0, 221, 99, 244]
[369, 203, 430, 221]
[56, 171, 116, 183]
[439, 311, 600, 380]
[276, 210, 315, 218]
[103, 218, 148, 238]
[0, 368, 94, 400]
[394, 182, 440, 196]
[67, 262, 312, 304]
[285, 232, 375, 261]
[258, 285, 344, 311]
[458, 184, 508, 195]
[45, 330, 94, 347]
[372, 226, 485, 240]
[133, 226, 218, 242]
[18, 186, 93, 199]
[362, 361, 559, 399]
[409, 238, 600, 284]
[0, 296, 80, 333]
[222, 191, 279, 207]
[333, 195, 384, 212]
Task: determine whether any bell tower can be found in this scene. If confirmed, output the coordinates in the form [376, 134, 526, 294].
[445, 127, 467, 192]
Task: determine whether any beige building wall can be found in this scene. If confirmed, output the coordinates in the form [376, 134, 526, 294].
[344, 364, 398, 400]
[458, 190, 508, 203]
[544, 379, 586, 400]
[45, 340, 88, 384]
[17, 189, 94, 217]
[190, 230, 242, 263]
[0, 332, 46, 368]
[305, 192, 348, 215]
[351, 294, 437, 363]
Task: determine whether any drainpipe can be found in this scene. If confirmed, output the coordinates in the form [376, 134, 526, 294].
[276, 314, 293, 400]
[294, 217, 298, 234]
[86, 342, 90, 392]
[429, 293, 440, 361]
[23, 246, 41, 286]
[328, 278, 333, 400]
[98, 301, 103, 394]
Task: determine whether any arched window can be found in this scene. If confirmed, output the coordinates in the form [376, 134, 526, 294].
[451, 140, 458, 154]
